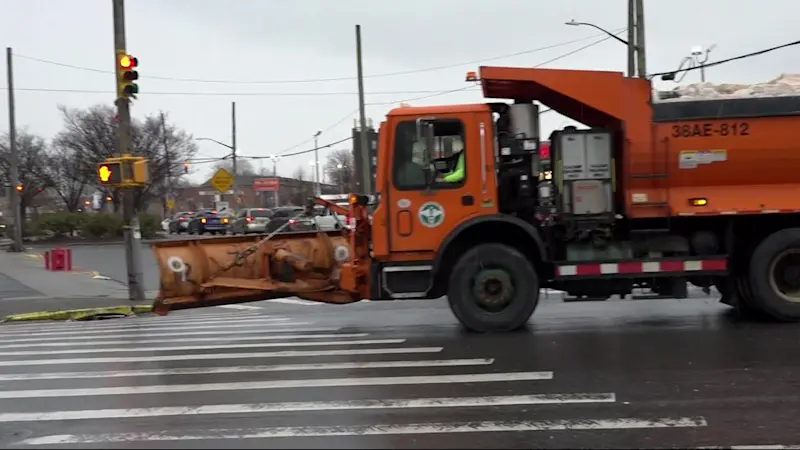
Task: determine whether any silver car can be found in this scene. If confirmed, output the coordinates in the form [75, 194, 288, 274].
[230, 208, 273, 234]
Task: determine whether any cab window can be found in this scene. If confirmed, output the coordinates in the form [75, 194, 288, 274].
[392, 119, 466, 190]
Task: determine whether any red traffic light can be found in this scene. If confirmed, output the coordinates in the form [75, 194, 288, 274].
[119, 54, 138, 69]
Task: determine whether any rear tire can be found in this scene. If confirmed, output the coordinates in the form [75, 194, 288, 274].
[747, 227, 800, 321]
[447, 243, 539, 332]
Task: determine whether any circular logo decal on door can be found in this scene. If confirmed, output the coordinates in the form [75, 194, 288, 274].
[418, 201, 445, 228]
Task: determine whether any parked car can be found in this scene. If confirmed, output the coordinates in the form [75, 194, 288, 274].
[161, 217, 171, 232]
[230, 207, 273, 234]
[265, 206, 314, 233]
[168, 211, 195, 234]
[187, 210, 229, 235]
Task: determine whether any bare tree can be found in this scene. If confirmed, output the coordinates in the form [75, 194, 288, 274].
[211, 159, 256, 176]
[54, 105, 198, 212]
[0, 129, 50, 219]
[324, 149, 355, 191]
[292, 166, 306, 181]
[41, 143, 90, 212]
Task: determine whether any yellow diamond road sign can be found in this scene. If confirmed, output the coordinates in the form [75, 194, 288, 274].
[166, 199, 175, 210]
[211, 167, 234, 193]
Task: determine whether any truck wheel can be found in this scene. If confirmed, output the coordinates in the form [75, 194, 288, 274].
[447, 243, 539, 332]
[748, 228, 800, 321]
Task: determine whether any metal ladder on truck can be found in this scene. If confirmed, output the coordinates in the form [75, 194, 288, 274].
[629, 134, 672, 235]
[627, 135, 687, 299]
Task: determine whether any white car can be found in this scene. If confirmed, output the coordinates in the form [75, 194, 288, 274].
[161, 218, 171, 232]
[312, 204, 351, 231]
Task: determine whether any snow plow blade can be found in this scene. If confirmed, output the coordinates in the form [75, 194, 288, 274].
[150, 231, 363, 315]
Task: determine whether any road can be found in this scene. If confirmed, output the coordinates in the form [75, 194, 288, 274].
[0, 297, 798, 449]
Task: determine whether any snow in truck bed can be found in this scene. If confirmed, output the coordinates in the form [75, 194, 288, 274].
[654, 74, 800, 102]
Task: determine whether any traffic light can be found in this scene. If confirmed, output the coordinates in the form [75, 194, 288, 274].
[184, 161, 190, 174]
[116, 50, 139, 100]
[97, 161, 123, 185]
[15, 184, 22, 192]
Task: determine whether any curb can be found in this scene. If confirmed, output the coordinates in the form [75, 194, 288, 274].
[0, 304, 153, 323]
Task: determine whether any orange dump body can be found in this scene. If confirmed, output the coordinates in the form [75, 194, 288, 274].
[478, 65, 800, 217]
[150, 231, 360, 313]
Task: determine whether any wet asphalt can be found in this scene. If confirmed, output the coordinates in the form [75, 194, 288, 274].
[0, 296, 798, 449]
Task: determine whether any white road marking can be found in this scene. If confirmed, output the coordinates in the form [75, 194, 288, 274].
[0, 327, 344, 344]
[0, 372, 553, 399]
[0, 358, 495, 381]
[0, 319, 310, 337]
[0, 338, 406, 356]
[216, 304, 263, 310]
[0, 333, 370, 349]
[0, 393, 614, 422]
[0, 312, 268, 331]
[0, 346, 444, 367]
[267, 298, 323, 306]
[16, 417, 706, 445]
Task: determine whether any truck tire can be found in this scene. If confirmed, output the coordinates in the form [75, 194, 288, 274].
[747, 227, 800, 321]
[447, 243, 539, 332]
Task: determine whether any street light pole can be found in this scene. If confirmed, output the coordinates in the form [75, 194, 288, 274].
[313, 131, 322, 196]
[230, 101, 237, 202]
[270, 155, 280, 207]
[565, 17, 638, 78]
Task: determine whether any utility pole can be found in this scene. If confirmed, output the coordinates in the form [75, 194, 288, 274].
[271, 156, 279, 207]
[634, 0, 647, 78]
[112, 0, 145, 302]
[626, 0, 636, 77]
[355, 25, 371, 194]
[160, 111, 171, 216]
[313, 131, 321, 196]
[5, 48, 22, 253]
[230, 101, 237, 203]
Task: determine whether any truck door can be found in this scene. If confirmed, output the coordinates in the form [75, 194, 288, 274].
[388, 115, 486, 253]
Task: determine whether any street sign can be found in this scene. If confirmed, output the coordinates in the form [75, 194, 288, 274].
[210, 167, 234, 193]
[216, 201, 230, 214]
[166, 199, 175, 210]
[253, 177, 280, 192]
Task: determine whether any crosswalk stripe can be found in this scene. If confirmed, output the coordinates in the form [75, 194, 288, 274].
[0, 338, 407, 356]
[0, 315, 290, 332]
[0, 393, 615, 422]
[267, 298, 323, 306]
[0, 358, 495, 381]
[216, 304, 264, 310]
[0, 332, 371, 348]
[16, 417, 707, 445]
[0, 312, 269, 331]
[0, 319, 312, 337]
[0, 346, 445, 366]
[0, 372, 553, 399]
[0, 326, 344, 343]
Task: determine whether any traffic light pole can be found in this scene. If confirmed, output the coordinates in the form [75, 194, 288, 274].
[112, 0, 145, 302]
[5, 47, 23, 253]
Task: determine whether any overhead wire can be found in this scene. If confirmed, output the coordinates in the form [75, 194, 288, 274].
[196, 30, 627, 164]
[10, 31, 619, 85]
[650, 38, 800, 80]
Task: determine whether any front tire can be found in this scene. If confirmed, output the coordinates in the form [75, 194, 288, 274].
[447, 243, 539, 332]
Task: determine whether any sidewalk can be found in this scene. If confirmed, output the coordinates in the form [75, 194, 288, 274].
[0, 250, 156, 317]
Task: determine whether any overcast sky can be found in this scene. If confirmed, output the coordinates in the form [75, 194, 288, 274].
[1, 0, 798, 184]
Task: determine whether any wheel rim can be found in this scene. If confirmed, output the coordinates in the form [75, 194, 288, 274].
[768, 248, 800, 303]
[471, 268, 515, 312]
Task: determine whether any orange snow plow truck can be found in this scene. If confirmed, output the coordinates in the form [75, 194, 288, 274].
[151, 66, 800, 332]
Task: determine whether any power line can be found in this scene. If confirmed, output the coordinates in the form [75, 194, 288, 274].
[11, 31, 620, 85]
[651, 38, 800, 79]
[0, 87, 475, 97]
[197, 32, 620, 163]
